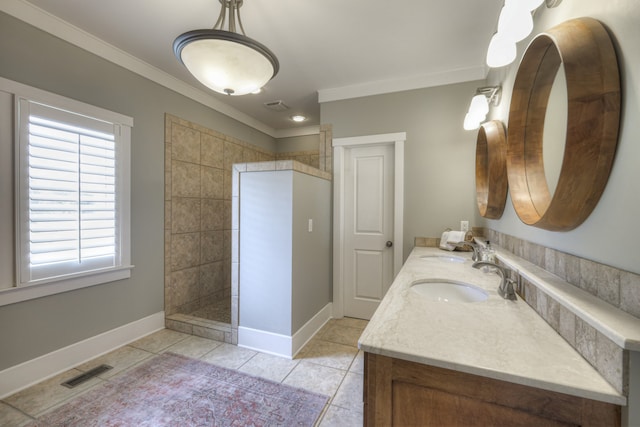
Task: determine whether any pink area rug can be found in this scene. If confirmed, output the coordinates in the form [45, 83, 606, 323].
[29, 352, 328, 426]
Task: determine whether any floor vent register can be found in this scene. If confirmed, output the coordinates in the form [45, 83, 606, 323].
[61, 364, 113, 388]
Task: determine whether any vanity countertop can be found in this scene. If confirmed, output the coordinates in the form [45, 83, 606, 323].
[358, 246, 626, 405]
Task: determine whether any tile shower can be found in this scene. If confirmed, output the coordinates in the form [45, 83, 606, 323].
[164, 114, 273, 340]
[164, 114, 332, 343]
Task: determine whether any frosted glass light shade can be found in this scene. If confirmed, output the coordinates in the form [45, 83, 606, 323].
[463, 95, 489, 130]
[469, 94, 489, 118]
[486, 33, 517, 68]
[497, 4, 534, 43]
[174, 30, 279, 96]
[464, 113, 482, 131]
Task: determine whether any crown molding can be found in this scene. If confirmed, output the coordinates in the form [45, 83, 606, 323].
[274, 125, 320, 139]
[1, 0, 278, 137]
[318, 65, 489, 103]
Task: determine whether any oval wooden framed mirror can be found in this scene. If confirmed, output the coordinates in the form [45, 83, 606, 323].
[506, 17, 621, 231]
[476, 120, 508, 219]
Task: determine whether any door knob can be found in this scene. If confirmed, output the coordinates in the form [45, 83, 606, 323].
[386, 241, 393, 248]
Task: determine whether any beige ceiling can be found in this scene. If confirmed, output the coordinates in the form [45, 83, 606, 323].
[7, 0, 503, 135]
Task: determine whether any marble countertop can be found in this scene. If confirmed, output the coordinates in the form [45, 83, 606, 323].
[358, 246, 626, 405]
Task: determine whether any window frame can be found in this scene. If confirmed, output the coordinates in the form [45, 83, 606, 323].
[0, 77, 133, 307]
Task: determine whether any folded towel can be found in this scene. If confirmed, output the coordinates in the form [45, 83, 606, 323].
[447, 230, 467, 245]
[439, 231, 450, 250]
[440, 230, 467, 251]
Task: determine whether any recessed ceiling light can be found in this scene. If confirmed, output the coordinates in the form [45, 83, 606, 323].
[251, 88, 262, 94]
[291, 115, 307, 122]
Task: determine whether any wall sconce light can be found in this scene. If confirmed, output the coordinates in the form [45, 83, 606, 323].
[463, 86, 502, 131]
[486, 0, 560, 68]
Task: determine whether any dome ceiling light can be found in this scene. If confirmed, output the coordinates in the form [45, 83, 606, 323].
[173, 0, 279, 96]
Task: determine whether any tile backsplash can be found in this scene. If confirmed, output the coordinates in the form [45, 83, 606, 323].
[484, 229, 640, 320]
[484, 229, 638, 396]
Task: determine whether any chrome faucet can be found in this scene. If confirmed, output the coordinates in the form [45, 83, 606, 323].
[472, 261, 517, 300]
[456, 241, 480, 261]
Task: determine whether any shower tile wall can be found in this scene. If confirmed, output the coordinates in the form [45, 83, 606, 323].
[275, 150, 320, 168]
[164, 114, 275, 321]
[274, 124, 333, 172]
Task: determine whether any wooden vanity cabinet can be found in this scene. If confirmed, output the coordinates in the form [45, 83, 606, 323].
[364, 353, 621, 427]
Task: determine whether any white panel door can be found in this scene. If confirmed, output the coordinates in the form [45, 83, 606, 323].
[344, 144, 394, 319]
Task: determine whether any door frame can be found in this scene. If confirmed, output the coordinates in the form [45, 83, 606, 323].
[332, 132, 405, 318]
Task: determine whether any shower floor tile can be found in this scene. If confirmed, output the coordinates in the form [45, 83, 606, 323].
[188, 299, 231, 323]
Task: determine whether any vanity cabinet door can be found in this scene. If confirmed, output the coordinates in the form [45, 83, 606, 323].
[364, 353, 620, 427]
[393, 382, 572, 426]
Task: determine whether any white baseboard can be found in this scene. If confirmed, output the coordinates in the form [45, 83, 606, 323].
[292, 303, 333, 355]
[0, 311, 165, 399]
[238, 327, 293, 358]
[238, 303, 332, 359]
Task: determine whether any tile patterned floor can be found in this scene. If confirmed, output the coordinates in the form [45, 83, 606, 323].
[0, 317, 367, 426]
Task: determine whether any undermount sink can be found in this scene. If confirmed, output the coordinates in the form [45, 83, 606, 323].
[419, 255, 466, 263]
[411, 279, 488, 303]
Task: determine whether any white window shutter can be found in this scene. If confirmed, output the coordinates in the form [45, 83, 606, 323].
[17, 99, 125, 285]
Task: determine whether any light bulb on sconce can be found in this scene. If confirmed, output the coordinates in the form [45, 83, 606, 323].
[485, 0, 559, 68]
[486, 33, 517, 68]
[463, 97, 488, 131]
[463, 113, 482, 131]
[469, 94, 490, 117]
[463, 86, 501, 131]
[497, 3, 534, 42]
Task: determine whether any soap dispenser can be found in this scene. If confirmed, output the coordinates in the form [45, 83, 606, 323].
[480, 241, 496, 272]
[483, 241, 496, 263]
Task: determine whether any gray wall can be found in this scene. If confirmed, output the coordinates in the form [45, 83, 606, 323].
[321, 82, 484, 260]
[275, 134, 320, 153]
[0, 12, 275, 371]
[239, 170, 331, 335]
[292, 172, 331, 332]
[482, 1, 640, 275]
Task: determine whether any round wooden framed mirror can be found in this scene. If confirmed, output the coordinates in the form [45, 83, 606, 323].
[476, 120, 508, 219]
[506, 17, 621, 231]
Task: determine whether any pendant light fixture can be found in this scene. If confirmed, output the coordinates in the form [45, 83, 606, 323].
[174, 0, 279, 96]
